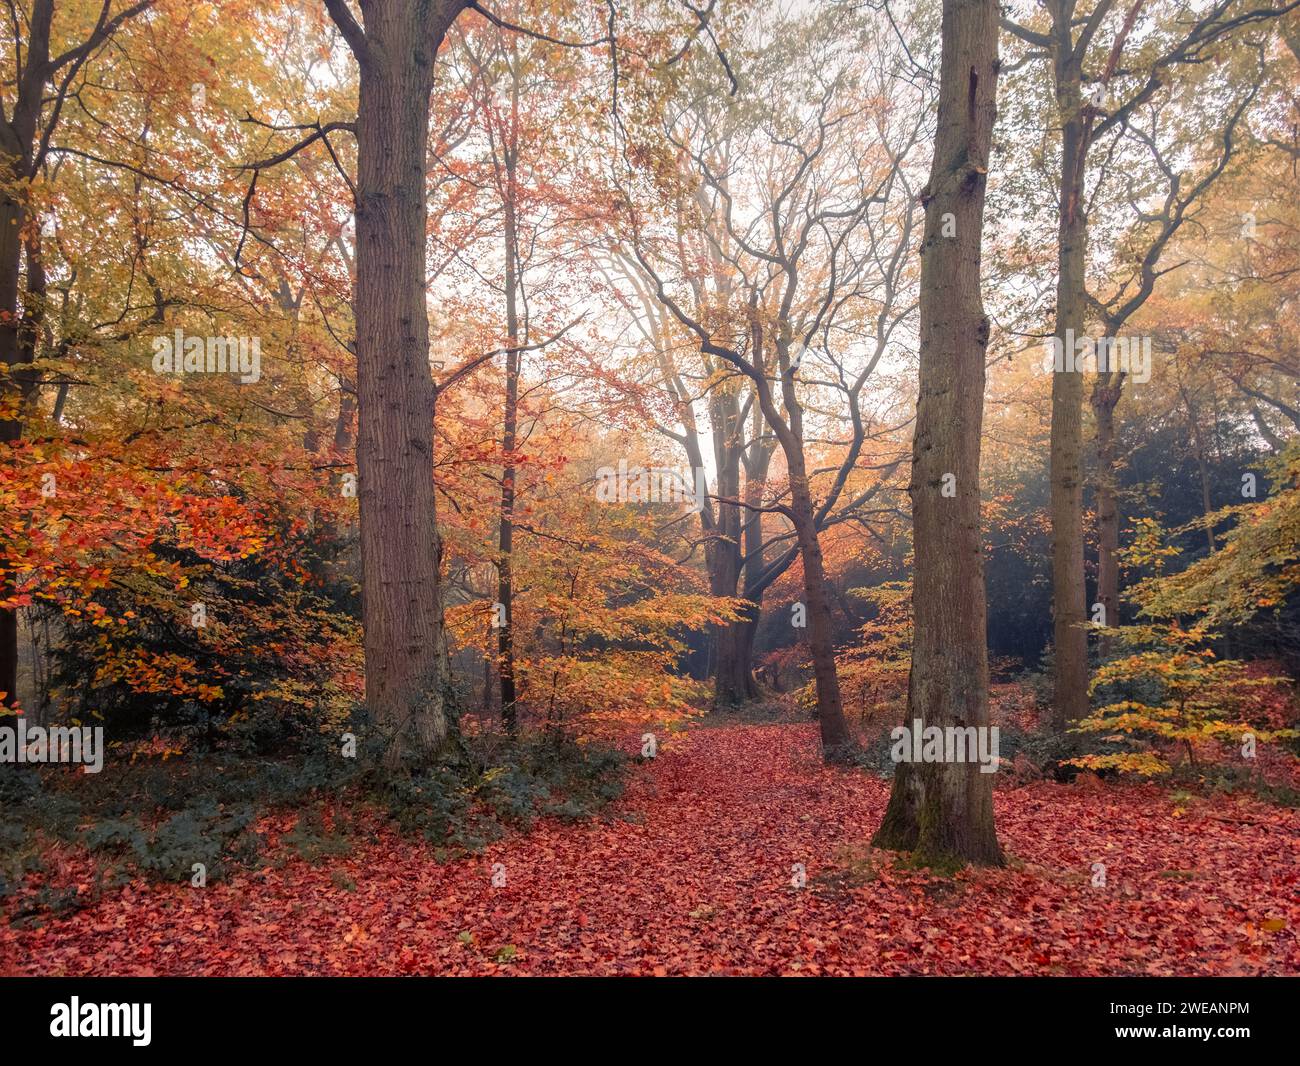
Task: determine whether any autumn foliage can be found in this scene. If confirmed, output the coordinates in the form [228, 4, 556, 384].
[1, 0, 1299, 980]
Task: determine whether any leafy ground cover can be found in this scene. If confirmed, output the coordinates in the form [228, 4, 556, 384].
[3, 721, 1296, 976]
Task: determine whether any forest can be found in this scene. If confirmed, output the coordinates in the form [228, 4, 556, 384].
[1, 0, 1298, 983]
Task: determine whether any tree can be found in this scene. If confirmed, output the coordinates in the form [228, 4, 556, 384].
[455, 25, 529, 732]
[320, 0, 472, 765]
[603, 244, 779, 706]
[1070, 515, 1297, 776]
[873, 0, 1004, 865]
[1, 0, 154, 709]
[0, 0, 369, 744]
[1086, 36, 1269, 656]
[617, 2, 922, 756]
[1001, 0, 1298, 730]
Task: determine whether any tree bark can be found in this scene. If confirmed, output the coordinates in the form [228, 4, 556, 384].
[707, 400, 775, 707]
[1047, 49, 1091, 731]
[787, 449, 852, 757]
[730, 427, 775, 701]
[497, 60, 521, 732]
[706, 387, 750, 705]
[713, 602, 760, 703]
[339, 0, 470, 766]
[1091, 371, 1122, 655]
[1179, 380, 1219, 555]
[0, 154, 27, 709]
[873, 0, 1003, 866]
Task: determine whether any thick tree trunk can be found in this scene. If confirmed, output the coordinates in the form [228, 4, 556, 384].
[1048, 65, 1091, 731]
[713, 425, 774, 706]
[351, 2, 463, 766]
[704, 388, 750, 706]
[1091, 373, 1121, 655]
[873, 0, 1003, 866]
[714, 599, 759, 704]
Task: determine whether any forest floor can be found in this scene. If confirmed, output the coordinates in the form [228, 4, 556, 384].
[3, 721, 1298, 976]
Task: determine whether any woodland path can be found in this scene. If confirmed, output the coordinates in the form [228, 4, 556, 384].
[4, 723, 1298, 975]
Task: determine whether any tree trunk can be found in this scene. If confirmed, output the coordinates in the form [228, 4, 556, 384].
[4, 191, 54, 728]
[739, 315, 853, 760]
[732, 429, 775, 701]
[1091, 372, 1121, 655]
[873, 0, 1003, 866]
[703, 386, 749, 706]
[351, 1, 465, 766]
[0, 163, 24, 709]
[0, 96, 39, 712]
[788, 461, 851, 758]
[1180, 384, 1218, 555]
[714, 599, 759, 704]
[1048, 60, 1091, 731]
[497, 76, 521, 733]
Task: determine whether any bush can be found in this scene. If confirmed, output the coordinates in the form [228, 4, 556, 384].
[0, 720, 627, 920]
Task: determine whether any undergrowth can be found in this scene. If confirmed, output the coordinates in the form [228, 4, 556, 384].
[0, 721, 626, 923]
